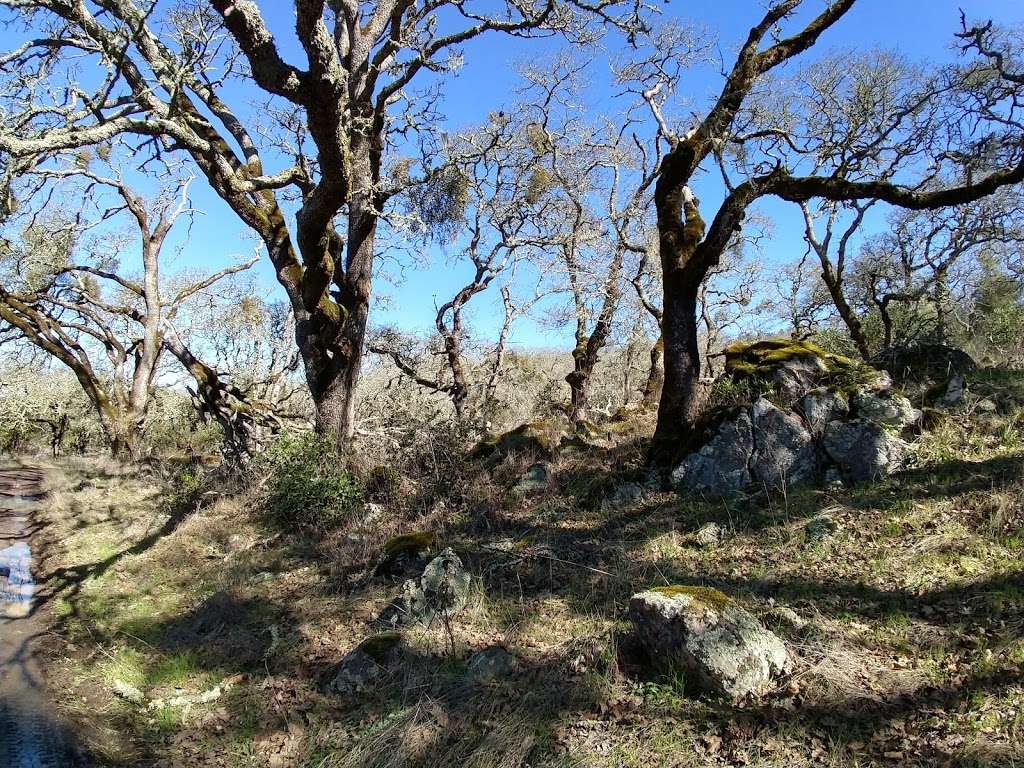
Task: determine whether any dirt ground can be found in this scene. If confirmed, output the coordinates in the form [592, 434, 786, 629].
[0, 464, 81, 766]
[19, 407, 1024, 767]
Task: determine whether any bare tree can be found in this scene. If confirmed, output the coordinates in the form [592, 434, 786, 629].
[0, 165, 254, 458]
[0, 0, 645, 448]
[369, 110, 553, 424]
[856, 193, 1024, 352]
[619, 4, 1024, 458]
[513, 58, 656, 422]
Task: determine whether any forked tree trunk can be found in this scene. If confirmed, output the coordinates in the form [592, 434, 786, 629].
[821, 266, 872, 360]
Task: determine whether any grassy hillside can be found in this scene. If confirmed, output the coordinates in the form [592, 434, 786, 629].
[28, 380, 1024, 767]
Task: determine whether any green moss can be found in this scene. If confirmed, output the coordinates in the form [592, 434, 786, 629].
[650, 585, 733, 610]
[374, 531, 437, 573]
[468, 420, 562, 461]
[724, 338, 875, 391]
[355, 632, 402, 663]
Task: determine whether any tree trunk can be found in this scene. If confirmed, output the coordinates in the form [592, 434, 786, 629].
[651, 272, 703, 459]
[307, 194, 377, 446]
[820, 264, 872, 359]
[107, 417, 144, 462]
[565, 361, 592, 423]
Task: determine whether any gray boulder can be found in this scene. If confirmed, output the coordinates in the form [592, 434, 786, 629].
[772, 354, 829, 400]
[671, 411, 753, 496]
[822, 419, 905, 483]
[801, 389, 849, 436]
[693, 522, 723, 548]
[750, 398, 817, 489]
[380, 548, 472, 627]
[466, 646, 519, 683]
[601, 481, 648, 511]
[805, 514, 841, 543]
[629, 587, 790, 699]
[330, 632, 402, 693]
[852, 391, 920, 429]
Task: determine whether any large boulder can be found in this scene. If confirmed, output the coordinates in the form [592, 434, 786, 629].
[469, 420, 565, 462]
[379, 548, 472, 627]
[800, 388, 849, 437]
[871, 344, 976, 384]
[671, 410, 753, 496]
[750, 398, 817, 488]
[851, 391, 921, 430]
[629, 586, 790, 699]
[822, 419, 905, 483]
[724, 339, 868, 402]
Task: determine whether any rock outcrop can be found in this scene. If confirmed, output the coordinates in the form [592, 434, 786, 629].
[629, 586, 790, 699]
[378, 548, 472, 627]
[670, 410, 753, 495]
[750, 398, 816, 489]
[672, 339, 912, 496]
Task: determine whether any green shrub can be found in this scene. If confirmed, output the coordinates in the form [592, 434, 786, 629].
[365, 464, 402, 502]
[263, 433, 363, 529]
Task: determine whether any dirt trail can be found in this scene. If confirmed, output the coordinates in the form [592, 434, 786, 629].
[0, 465, 80, 767]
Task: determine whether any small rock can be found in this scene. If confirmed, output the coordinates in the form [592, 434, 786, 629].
[330, 649, 383, 693]
[466, 646, 519, 683]
[935, 374, 966, 409]
[763, 606, 807, 631]
[362, 503, 386, 524]
[225, 534, 254, 553]
[380, 548, 472, 627]
[601, 482, 646, 511]
[805, 515, 840, 543]
[629, 586, 790, 699]
[511, 463, 550, 496]
[976, 398, 998, 414]
[112, 679, 145, 705]
[693, 522, 722, 548]
[329, 633, 402, 693]
[824, 467, 844, 488]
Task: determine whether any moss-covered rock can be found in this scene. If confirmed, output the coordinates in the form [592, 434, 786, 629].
[724, 338, 876, 402]
[649, 585, 734, 611]
[468, 420, 566, 462]
[373, 531, 438, 575]
[629, 586, 790, 699]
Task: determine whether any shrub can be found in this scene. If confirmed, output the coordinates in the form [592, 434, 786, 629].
[263, 433, 363, 529]
[364, 464, 402, 502]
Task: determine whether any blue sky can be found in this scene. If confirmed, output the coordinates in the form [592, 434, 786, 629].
[7, 1, 1024, 350]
